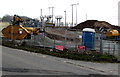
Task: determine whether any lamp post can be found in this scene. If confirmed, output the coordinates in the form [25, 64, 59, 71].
[48, 7, 51, 15]
[71, 3, 79, 26]
[64, 10, 66, 26]
[52, 7, 54, 23]
[41, 9, 42, 16]
[71, 4, 74, 27]
[86, 13, 87, 20]
[75, 3, 79, 25]
[48, 7, 54, 23]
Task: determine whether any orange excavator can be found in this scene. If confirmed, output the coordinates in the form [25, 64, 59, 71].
[2, 15, 40, 40]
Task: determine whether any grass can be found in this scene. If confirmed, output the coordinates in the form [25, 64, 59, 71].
[1, 39, 119, 63]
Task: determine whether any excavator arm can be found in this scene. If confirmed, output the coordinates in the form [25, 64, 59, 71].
[12, 15, 24, 25]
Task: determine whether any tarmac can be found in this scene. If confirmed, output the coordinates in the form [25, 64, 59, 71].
[1, 44, 119, 76]
[61, 59, 119, 75]
[36, 53, 119, 76]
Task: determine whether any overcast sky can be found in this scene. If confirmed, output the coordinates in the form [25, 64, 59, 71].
[0, 0, 119, 25]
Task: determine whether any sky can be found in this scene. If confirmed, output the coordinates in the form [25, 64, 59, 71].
[0, 0, 119, 26]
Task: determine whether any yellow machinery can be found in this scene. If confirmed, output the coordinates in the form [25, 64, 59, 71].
[2, 15, 40, 40]
[106, 29, 119, 37]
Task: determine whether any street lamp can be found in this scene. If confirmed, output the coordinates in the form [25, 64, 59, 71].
[64, 10, 66, 26]
[71, 4, 74, 27]
[40, 9, 43, 22]
[40, 9, 42, 16]
[52, 7, 54, 23]
[48, 7, 54, 23]
[48, 7, 51, 15]
[71, 3, 79, 26]
[75, 3, 79, 25]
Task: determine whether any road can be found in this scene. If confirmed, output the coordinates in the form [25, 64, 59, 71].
[2, 46, 109, 75]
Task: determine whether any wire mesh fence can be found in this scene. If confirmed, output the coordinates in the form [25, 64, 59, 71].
[24, 27, 119, 56]
[2, 27, 119, 56]
[94, 36, 119, 56]
[25, 28, 82, 51]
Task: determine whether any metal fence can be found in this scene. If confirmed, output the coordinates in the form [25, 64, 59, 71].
[94, 38, 119, 56]
[10, 27, 119, 56]
[95, 33, 119, 57]
[25, 28, 82, 51]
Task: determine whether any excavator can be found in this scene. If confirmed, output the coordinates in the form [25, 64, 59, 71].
[106, 29, 119, 37]
[2, 15, 41, 40]
[106, 29, 120, 40]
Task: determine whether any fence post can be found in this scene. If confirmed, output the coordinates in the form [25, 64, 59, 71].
[100, 34, 103, 54]
[75, 30, 78, 51]
[108, 43, 110, 55]
[43, 28, 45, 50]
[113, 44, 115, 55]
[64, 29, 67, 49]
[53, 32, 56, 49]
[118, 41, 120, 62]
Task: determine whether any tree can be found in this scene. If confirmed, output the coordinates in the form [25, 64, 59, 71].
[0, 17, 2, 22]
[2, 14, 13, 22]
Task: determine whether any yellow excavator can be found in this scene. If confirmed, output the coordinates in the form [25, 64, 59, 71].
[106, 29, 119, 37]
[2, 15, 40, 40]
[106, 29, 120, 40]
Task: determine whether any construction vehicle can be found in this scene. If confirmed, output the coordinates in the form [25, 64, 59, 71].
[106, 29, 120, 40]
[106, 29, 119, 37]
[2, 15, 40, 40]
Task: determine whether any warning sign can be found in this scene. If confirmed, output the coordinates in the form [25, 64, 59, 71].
[55, 45, 64, 51]
[78, 45, 85, 51]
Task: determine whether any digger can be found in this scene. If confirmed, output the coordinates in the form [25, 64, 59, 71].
[2, 15, 41, 40]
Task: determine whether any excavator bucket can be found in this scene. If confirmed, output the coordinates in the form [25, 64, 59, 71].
[2, 25, 30, 40]
[2, 15, 41, 40]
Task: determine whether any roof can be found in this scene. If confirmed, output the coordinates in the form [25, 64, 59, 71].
[82, 28, 95, 33]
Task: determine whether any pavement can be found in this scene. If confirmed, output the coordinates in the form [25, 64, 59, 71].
[56, 58, 119, 75]
[17, 49, 119, 75]
[30, 52, 119, 75]
[1, 45, 119, 75]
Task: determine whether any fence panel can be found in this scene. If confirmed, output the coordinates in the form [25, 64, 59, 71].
[95, 37, 119, 56]
[24, 28, 119, 56]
